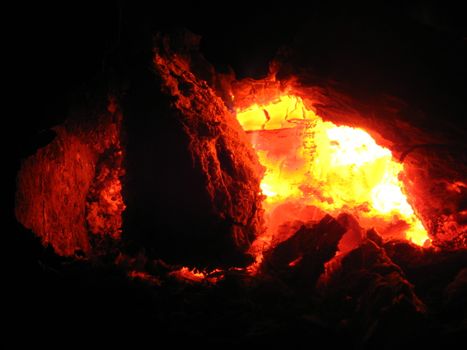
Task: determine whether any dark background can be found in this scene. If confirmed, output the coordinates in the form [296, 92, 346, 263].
[6, 1, 467, 345]
[11, 0, 467, 152]
[10, 1, 467, 161]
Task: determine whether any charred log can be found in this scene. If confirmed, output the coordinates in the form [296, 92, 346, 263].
[261, 215, 346, 286]
[384, 241, 467, 307]
[121, 33, 264, 267]
[320, 240, 427, 348]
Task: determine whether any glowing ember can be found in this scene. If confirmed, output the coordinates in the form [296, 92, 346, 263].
[235, 95, 430, 255]
[128, 270, 162, 285]
[170, 267, 206, 282]
[169, 267, 223, 283]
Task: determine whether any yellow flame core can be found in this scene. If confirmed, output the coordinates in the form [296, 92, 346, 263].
[236, 95, 429, 247]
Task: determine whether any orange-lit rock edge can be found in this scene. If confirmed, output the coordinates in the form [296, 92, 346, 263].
[15, 98, 125, 256]
[153, 47, 265, 253]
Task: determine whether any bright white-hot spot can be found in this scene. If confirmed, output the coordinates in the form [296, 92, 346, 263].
[236, 95, 430, 255]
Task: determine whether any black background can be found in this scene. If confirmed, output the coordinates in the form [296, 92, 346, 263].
[10, 1, 467, 155]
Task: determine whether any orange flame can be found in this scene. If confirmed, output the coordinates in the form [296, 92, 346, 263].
[236, 95, 430, 258]
[169, 267, 223, 283]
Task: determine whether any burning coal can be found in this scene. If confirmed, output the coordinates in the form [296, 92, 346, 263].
[234, 94, 430, 269]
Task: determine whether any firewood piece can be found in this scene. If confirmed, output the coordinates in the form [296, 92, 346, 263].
[320, 240, 426, 348]
[122, 33, 264, 267]
[384, 240, 467, 303]
[366, 228, 384, 247]
[262, 214, 346, 286]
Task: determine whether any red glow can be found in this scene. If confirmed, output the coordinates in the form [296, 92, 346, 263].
[169, 267, 224, 283]
[128, 270, 162, 285]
